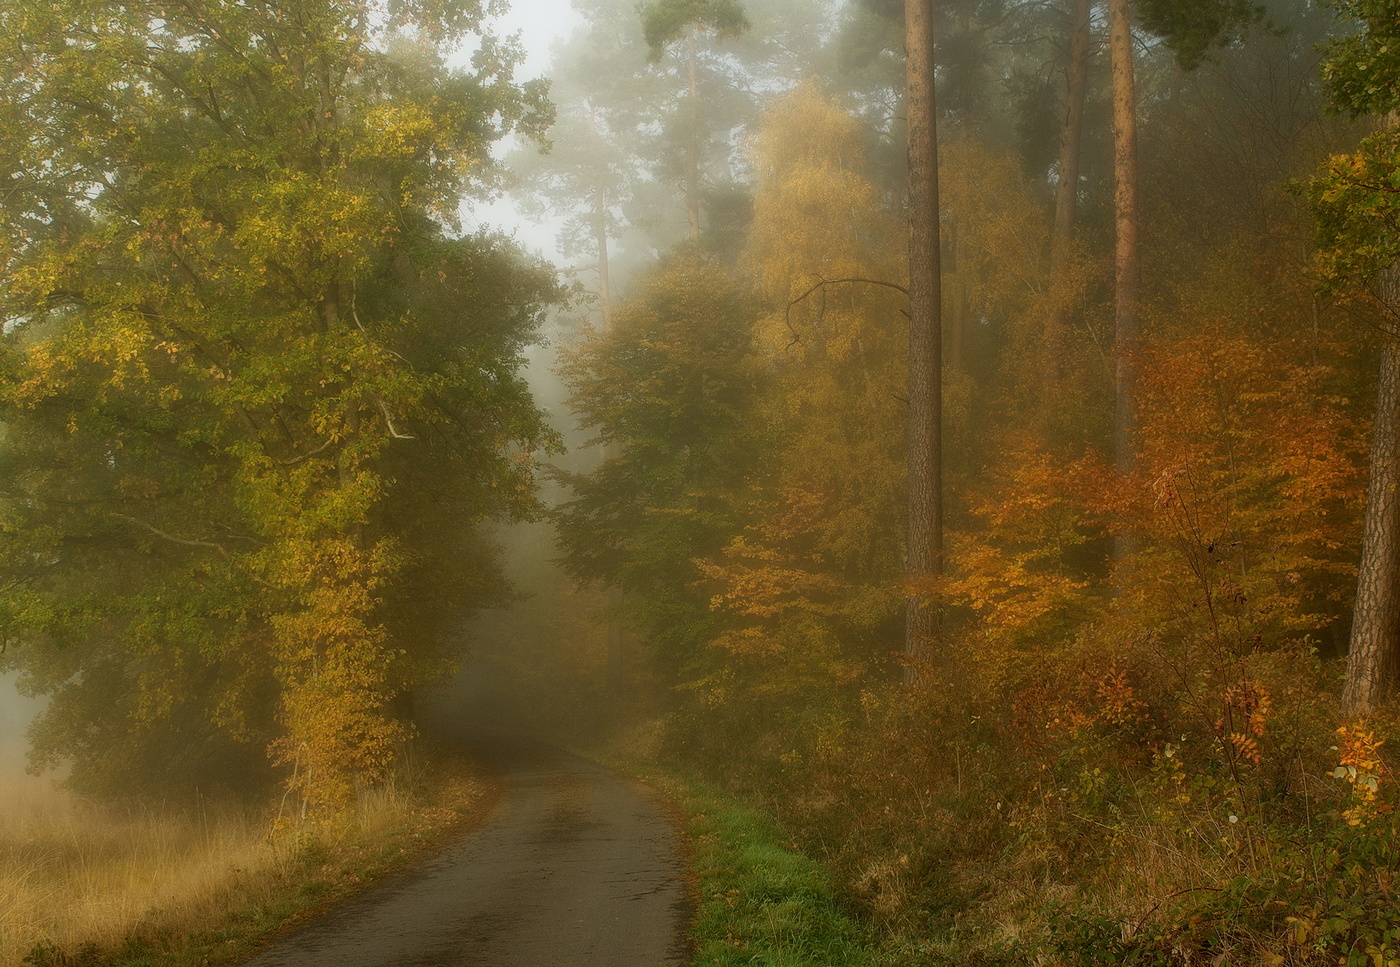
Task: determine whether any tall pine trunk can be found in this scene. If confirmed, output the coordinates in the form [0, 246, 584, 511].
[1109, 0, 1140, 561]
[591, 167, 630, 701]
[685, 32, 701, 243]
[593, 173, 629, 700]
[594, 179, 612, 327]
[1045, 0, 1091, 388]
[904, 0, 942, 681]
[1345, 266, 1400, 716]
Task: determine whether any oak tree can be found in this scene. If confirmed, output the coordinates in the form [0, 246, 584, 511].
[0, 0, 557, 804]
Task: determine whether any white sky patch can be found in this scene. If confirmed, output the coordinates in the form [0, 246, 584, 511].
[459, 0, 581, 264]
[492, 0, 581, 80]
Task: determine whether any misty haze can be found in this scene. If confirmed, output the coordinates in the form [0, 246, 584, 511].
[1, 0, 1398, 964]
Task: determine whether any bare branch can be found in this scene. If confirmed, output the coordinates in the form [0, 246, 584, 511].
[380, 402, 416, 440]
[784, 277, 910, 342]
[110, 513, 229, 558]
[278, 437, 335, 465]
[110, 514, 277, 588]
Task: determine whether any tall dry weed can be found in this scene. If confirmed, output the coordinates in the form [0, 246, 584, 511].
[0, 780, 284, 966]
[0, 760, 484, 967]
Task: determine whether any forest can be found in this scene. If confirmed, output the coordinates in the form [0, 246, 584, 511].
[2, 0, 1400, 962]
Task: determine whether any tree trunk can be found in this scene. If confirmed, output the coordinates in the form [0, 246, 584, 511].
[594, 179, 612, 328]
[1045, 0, 1091, 388]
[591, 171, 627, 699]
[587, 104, 613, 329]
[1344, 269, 1400, 716]
[904, 0, 942, 682]
[947, 218, 965, 373]
[1109, 0, 1140, 561]
[685, 32, 701, 243]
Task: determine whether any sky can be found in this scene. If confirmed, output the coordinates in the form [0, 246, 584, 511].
[459, 0, 582, 262]
[494, 0, 581, 79]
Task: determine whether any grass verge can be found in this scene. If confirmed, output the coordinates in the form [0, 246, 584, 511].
[626, 765, 884, 967]
[3, 745, 498, 967]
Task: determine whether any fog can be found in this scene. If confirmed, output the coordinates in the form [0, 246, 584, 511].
[0, 0, 1394, 959]
[0, 671, 41, 783]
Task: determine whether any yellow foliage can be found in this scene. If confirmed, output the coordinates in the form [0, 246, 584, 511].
[745, 80, 903, 363]
[1333, 724, 1391, 826]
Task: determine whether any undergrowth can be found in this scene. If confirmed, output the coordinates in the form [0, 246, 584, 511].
[660, 635, 1400, 967]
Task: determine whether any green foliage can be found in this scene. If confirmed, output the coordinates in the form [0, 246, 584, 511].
[555, 255, 763, 677]
[640, 0, 751, 61]
[1320, 0, 1400, 118]
[1137, 0, 1266, 70]
[1300, 0, 1400, 299]
[1305, 125, 1400, 295]
[655, 773, 879, 967]
[0, 0, 559, 805]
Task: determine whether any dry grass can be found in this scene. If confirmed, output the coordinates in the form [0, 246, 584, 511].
[1, 778, 283, 966]
[0, 760, 491, 967]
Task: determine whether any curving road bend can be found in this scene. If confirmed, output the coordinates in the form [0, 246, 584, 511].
[242, 737, 692, 967]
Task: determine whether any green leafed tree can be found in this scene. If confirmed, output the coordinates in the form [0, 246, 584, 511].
[641, 0, 750, 53]
[638, 0, 750, 243]
[554, 256, 763, 685]
[0, 0, 558, 805]
[510, 0, 662, 321]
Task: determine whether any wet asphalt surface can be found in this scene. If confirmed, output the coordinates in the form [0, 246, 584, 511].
[241, 736, 691, 967]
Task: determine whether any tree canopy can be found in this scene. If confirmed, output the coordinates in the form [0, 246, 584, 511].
[0, 0, 559, 805]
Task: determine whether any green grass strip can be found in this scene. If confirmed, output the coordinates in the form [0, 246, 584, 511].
[663, 778, 877, 967]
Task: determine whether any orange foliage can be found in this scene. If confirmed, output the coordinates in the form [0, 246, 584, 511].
[1120, 320, 1365, 645]
[697, 487, 842, 626]
[1334, 724, 1391, 826]
[1217, 680, 1272, 766]
[944, 432, 1101, 647]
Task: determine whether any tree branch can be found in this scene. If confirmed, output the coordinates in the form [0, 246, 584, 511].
[110, 513, 229, 558]
[784, 277, 910, 343]
[278, 437, 335, 465]
[380, 402, 416, 440]
[110, 514, 277, 588]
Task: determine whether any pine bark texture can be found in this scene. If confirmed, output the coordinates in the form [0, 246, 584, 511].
[1344, 268, 1400, 716]
[904, 0, 942, 681]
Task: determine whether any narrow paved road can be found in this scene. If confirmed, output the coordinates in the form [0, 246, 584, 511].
[243, 737, 691, 967]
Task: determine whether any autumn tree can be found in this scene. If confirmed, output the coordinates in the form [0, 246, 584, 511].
[683, 83, 905, 746]
[0, 0, 557, 804]
[1103, 0, 1264, 560]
